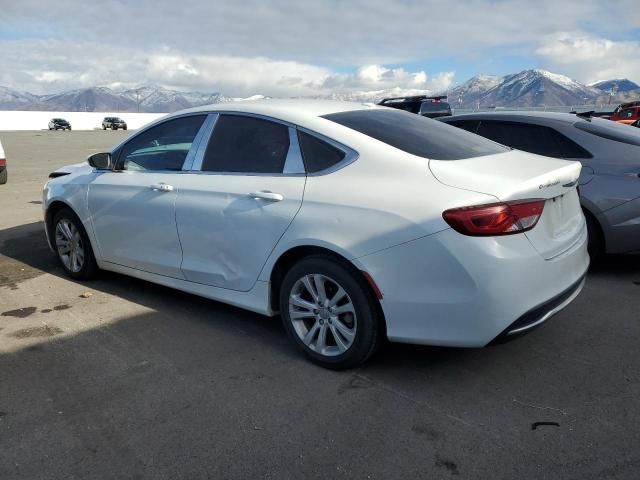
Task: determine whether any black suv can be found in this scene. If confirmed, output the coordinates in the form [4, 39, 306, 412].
[102, 117, 127, 130]
[48, 118, 72, 130]
[378, 95, 452, 118]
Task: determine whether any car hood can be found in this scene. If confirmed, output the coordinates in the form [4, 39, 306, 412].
[50, 162, 93, 177]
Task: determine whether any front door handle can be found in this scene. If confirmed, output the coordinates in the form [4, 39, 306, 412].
[249, 191, 284, 202]
[151, 183, 174, 192]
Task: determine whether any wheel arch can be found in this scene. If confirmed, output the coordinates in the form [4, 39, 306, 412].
[45, 200, 76, 249]
[268, 245, 387, 335]
[581, 204, 606, 254]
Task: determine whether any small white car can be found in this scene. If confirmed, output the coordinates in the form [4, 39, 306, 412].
[43, 100, 589, 368]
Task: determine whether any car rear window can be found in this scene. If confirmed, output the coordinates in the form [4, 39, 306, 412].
[419, 102, 450, 112]
[322, 109, 508, 160]
[475, 120, 592, 159]
[574, 118, 640, 147]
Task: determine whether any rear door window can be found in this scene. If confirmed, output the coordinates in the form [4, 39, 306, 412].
[476, 121, 592, 159]
[201, 115, 290, 174]
[323, 109, 508, 160]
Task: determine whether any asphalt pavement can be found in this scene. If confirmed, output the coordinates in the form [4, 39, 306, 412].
[1, 130, 639, 479]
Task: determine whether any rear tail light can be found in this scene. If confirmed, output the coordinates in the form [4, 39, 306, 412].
[443, 199, 545, 236]
[0, 158, 5, 167]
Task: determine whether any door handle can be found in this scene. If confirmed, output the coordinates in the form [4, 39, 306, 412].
[151, 183, 174, 192]
[249, 190, 284, 202]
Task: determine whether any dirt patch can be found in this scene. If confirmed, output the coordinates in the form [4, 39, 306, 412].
[1, 307, 37, 318]
[9, 325, 63, 338]
[0, 222, 59, 290]
[53, 304, 71, 311]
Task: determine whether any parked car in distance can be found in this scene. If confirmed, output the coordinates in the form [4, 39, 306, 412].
[102, 117, 127, 130]
[378, 95, 452, 118]
[439, 112, 640, 256]
[0, 138, 6, 184]
[609, 101, 640, 124]
[44, 100, 588, 369]
[48, 118, 72, 130]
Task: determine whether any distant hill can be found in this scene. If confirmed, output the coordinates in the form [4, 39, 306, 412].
[1, 70, 638, 112]
[589, 78, 640, 93]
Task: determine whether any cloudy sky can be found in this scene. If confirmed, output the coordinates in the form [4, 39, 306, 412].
[1, 0, 639, 95]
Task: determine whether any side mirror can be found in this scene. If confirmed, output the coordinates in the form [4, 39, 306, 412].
[88, 152, 113, 170]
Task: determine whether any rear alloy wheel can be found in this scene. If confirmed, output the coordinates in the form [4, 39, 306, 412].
[0, 168, 7, 184]
[53, 208, 98, 280]
[280, 255, 382, 369]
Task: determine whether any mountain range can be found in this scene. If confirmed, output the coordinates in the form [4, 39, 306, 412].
[0, 69, 638, 112]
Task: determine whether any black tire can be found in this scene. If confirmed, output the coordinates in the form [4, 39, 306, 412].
[279, 254, 383, 369]
[67, 127, 71, 131]
[0, 168, 7, 184]
[52, 208, 99, 280]
[123, 126, 127, 130]
[584, 210, 604, 258]
[102, 125, 106, 130]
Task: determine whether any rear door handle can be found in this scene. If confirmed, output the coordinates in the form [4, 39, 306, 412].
[249, 191, 284, 202]
[151, 183, 174, 192]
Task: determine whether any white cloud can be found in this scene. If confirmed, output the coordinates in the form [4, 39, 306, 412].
[0, 39, 447, 97]
[1, 1, 638, 95]
[536, 33, 640, 84]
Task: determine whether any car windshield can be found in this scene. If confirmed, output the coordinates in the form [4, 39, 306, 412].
[322, 108, 508, 160]
[574, 117, 640, 147]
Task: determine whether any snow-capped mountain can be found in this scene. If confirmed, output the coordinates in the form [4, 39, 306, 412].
[445, 75, 502, 107]
[118, 86, 230, 113]
[0, 86, 43, 110]
[0, 70, 637, 112]
[39, 87, 139, 112]
[459, 69, 601, 108]
[0, 85, 232, 112]
[589, 78, 640, 93]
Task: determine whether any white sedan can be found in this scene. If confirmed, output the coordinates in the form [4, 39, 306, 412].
[43, 100, 589, 369]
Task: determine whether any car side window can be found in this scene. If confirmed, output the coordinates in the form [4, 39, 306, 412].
[297, 131, 345, 173]
[201, 115, 290, 173]
[476, 121, 591, 158]
[619, 109, 633, 118]
[117, 115, 206, 171]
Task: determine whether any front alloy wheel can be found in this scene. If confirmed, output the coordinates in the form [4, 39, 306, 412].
[52, 208, 98, 280]
[55, 218, 85, 273]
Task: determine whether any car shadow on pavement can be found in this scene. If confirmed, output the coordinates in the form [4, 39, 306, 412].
[1, 220, 639, 371]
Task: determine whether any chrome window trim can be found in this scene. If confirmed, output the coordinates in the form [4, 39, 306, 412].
[283, 127, 305, 175]
[189, 113, 219, 171]
[108, 109, 359, 177]
[182, 113, 218, 171]
[296, 126, 359, 176]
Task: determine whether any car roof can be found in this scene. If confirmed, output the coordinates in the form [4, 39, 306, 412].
[439, 111, 592, 125]
[171, 99, 382, 124]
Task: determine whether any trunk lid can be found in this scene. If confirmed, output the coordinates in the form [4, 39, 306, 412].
[429, 150, 584, 260]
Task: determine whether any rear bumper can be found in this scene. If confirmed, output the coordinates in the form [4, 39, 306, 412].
[489, 274, 586, 344]
[357, 225, 589, 347]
